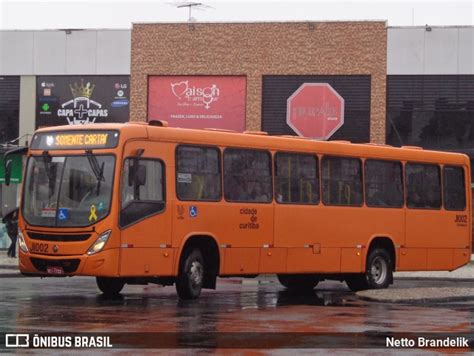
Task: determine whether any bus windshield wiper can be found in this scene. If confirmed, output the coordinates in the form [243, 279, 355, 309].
[42, 151, 55, 182]
[85, 150, 105, 195]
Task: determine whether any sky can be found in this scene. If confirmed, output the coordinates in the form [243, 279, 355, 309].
[0, 0, 472, 30]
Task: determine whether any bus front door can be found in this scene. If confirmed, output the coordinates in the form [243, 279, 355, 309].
[119, 141, 173, 277]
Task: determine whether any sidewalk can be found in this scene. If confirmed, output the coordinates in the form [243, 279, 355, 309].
[0, 250, 20, 277]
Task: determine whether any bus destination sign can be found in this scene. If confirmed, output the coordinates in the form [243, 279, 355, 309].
[31, 130, 120, 150]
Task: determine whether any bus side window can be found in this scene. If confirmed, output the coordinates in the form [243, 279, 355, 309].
[275, 152, 319, 204]
[176, 145, 221, 201]
[406, 163, 441, 209]
[365, 160, 404, 208]
[223, 149, 272, 203]
[322, 156, 363, 206]
[443, 166, 466, 211]
[120, 158, 165, 227]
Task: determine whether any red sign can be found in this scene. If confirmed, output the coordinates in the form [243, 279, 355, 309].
[148, 76, 246, 131]
[287, 83, 344, 140]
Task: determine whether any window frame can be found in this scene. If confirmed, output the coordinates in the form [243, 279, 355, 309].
[321, 155, 364, 207]
[175, 144, 222, 202]
[442, 165, 467, 212]
[223, 147, 273, 204]
[364, 159, 405, 209]
[274, 151, 320, 205]
[405, 162, 442, 210]
[119, 157, 166, 228]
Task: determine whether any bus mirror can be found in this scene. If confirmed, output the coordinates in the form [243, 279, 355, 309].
[4, 159, 12, 186]
[135, 164, 147, 186]
[128, 163, 146, 186]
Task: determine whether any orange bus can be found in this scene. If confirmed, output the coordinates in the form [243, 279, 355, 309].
[5, 121, 471, 299]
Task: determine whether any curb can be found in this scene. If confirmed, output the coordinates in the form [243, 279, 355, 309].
[0, 265, 19, 270]
[395, 276, 474, 282]
[0, 272, 23, 278]
[218, 279, 274, 285]
[357, 294, 474, 304]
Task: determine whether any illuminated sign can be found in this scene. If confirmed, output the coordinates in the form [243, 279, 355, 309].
[30, 130, 119, 150]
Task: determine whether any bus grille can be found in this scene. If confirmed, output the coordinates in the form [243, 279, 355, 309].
[30, 258, 80, 273]
[27, 232, 91, 242]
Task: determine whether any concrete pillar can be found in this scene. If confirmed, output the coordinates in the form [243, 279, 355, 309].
[18, 75, 36, 146]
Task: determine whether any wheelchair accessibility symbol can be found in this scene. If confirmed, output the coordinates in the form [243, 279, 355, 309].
[57, 208, 69, 221]
[189, 206, 198, 218]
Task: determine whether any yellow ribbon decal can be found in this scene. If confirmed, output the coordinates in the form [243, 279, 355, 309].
[89, 205, 98, 222]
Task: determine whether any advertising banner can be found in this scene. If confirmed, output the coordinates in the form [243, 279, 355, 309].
[36, 76, 130, 128]
[0, 155, 22, 183]
[148, 76, 246, 132]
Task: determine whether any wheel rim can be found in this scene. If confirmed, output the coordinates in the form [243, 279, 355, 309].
[370, 256, 387, 285]
[189, 260, 203, 288]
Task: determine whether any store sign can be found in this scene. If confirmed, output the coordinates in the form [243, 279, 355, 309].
[36, 76, 130, 128]
[287, 83, 344, 140]
[0, 155, 22, 183]
[148, 76, 246, 132]
[31, 130, 120, 150]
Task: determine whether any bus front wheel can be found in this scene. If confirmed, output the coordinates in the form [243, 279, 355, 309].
[176, 248, 204, 300]
[277, 274, 319, 291]
[96, 277, 125, 296]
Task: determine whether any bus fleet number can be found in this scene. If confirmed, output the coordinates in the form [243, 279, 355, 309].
[455, 215, 468, 224]
[31, 242, 49, 253]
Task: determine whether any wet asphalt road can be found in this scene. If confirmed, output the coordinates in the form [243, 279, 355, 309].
[0, 276, 473, 350]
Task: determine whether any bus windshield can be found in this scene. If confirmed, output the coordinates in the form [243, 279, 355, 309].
[23, 155, 115, 227]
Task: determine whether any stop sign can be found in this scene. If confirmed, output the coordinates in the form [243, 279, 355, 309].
[286, 83, 345, 140]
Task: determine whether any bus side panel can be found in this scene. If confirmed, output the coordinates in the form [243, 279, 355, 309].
[404, 209, 470, 270]
[275, 205, 403, 274]
[259, 248, 287, 273]
[399, 247, 428, 270]
[223, 248, 260, 274]
[173, 202, 274, 275]
[286, 247, 341, 273]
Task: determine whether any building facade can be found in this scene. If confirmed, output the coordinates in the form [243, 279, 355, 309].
[0, 23, 473, 248]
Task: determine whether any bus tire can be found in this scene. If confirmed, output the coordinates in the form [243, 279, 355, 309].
[277, 274, 319, 291]
[346, 247, 393, 292]
[366, 248, 392, 289]
[176, 248, 204, 300]
[96, 277, 125, 296]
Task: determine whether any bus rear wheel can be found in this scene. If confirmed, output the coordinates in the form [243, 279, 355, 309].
[277, 274, 319, 291]
[176, 248, 204, 300]
[346, 247, 393, 292]
[96, 277, 125, 297]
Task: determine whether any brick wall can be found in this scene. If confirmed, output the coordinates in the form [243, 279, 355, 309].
[131, 21, 387, 143]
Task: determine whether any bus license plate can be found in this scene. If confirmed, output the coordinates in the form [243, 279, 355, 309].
[47, 266, 64, 275]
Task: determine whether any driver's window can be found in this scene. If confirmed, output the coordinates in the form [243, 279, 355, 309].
[120, 158, 165, 227]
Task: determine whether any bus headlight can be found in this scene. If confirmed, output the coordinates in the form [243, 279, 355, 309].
[87, 230, 111, 255]
[18, 230, 29, 253]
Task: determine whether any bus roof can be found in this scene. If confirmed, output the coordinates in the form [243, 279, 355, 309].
[35, 122, 469, 166]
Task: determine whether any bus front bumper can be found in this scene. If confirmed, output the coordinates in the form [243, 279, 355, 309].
[19, 248, 120, 277]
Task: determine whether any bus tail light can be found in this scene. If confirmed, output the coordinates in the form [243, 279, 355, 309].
[18, 230, 29, 253]
[87, 230, 111, 255]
